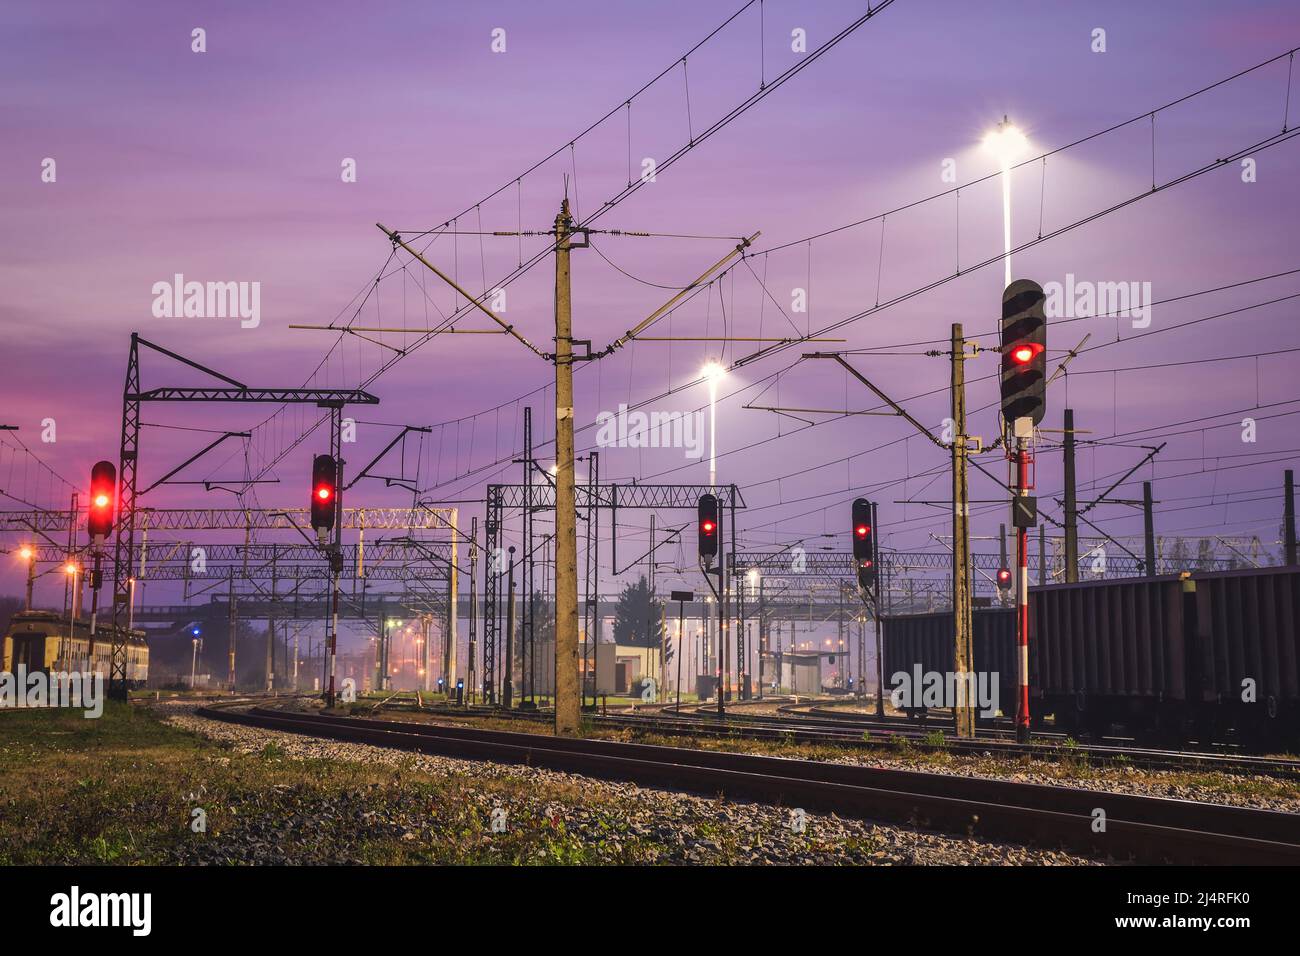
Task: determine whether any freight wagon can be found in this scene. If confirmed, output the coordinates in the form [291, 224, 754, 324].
[880, 607, 1015, 724]
[2, 610, 149, 685]
[884, 566, 1300, 747]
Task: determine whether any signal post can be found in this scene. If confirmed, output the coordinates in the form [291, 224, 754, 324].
[311, 435, 343, 707]
[696, 493, 723, 714]
[1000, 280, 1048, 744]
[851, 498, 883, 716]
[86, 461, 116, 664]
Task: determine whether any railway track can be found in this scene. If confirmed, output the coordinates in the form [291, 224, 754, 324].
[342, 695, 1300, 778]
[195, 702, 1300, 864]
[662, 701, 1300, 778]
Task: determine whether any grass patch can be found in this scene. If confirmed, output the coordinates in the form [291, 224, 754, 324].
[0, 703, 681, 865]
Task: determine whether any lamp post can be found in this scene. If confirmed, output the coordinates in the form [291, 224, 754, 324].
[983, 116, 1029, 287]
[670, 591, 693, 709]
[63, 563, 80, 669]
[701, 360, 726, 488]
[190, 630, 203, 689]
[19, 546, 35, 611]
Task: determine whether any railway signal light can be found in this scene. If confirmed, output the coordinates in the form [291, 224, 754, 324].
[996, 567, 1012, 591]
[852, 498, 876, 589]
[311, 454, 338, 538]
[1000, 279, 1048, 427]
[87, 460, 116, 544]
[697, 494, 719, 563]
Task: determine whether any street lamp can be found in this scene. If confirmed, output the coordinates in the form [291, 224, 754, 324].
[63, 563, 81, 669]
[982, 116, 1030, 287]
[701, 360, 726, 488]
[18, 545, 35, 611]
[191, 634, 203, 689]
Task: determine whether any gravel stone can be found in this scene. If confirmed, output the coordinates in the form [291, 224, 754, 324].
[161, 704, 1098, 866]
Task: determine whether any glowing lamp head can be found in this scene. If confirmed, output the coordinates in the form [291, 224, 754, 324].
[855, 523, 870, 538]
[983, 116, 1029, 166]
[65, 563, 77, 575]
[997, 568, 1012, 586]
[701, 360, 726, 383]
[701, 520, 715, 534]
[19, 546, 33, 560]
[94, 493, 111, 508]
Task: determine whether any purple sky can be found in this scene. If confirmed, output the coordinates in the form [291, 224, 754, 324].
[3, 0, 1299, 617]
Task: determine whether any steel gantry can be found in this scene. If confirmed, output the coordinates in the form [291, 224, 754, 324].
[478, 480, 744, 707]
[106, 334, 379, 697]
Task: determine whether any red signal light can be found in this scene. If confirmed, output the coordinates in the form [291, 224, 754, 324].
[310, 454, 338, 534]
[855, 524, 870, 537]
[697, 493, 720, 560]
[87, 460, 116, 541]
[1009, 343, 1043, 365]
[997, 568, 1012, 585]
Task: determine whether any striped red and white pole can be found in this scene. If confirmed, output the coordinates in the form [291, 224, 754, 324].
[1015, 440, 1031, 742]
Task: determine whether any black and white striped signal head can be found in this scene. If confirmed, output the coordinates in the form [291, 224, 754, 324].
[1000, 279, 1048, 427]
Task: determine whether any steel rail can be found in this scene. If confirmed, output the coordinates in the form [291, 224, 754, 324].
[195, 704, 1300, 864]
[346, 697, 1300, 778]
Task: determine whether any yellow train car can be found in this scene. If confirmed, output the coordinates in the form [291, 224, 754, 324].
[2, 610, 149, 685]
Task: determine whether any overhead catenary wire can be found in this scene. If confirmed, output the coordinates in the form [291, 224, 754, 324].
[229, 1, 900, 493]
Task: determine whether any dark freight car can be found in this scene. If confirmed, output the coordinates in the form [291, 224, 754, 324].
[883, 566, 1300, 747]
[882, 608, 1016, 722]
[1030, 575, 1189, 738]
[1187, 566, 1300, 745]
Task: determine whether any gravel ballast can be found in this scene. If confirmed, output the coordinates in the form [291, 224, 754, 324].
[164, 706, 1096, 866]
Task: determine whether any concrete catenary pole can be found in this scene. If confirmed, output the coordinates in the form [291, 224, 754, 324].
[553, 199, 581, 735]
[266, 549, 276, 693]
[950, 324, 975, 738]
[447, 507, 459, 689]
[1143, 481, 1157, 576]
[1063, 408, 1079, 582]
[227, 568, 237, 692]
[504, 547, 516, 709]
[1284, 469, 1297, 566]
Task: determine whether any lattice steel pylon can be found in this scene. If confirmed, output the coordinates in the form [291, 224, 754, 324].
[478, 479, 743, 707]
[109, 334, 141, 695]
[107, 333, 379, 698]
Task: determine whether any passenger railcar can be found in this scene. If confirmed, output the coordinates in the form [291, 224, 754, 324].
[2, 610, 149, 685]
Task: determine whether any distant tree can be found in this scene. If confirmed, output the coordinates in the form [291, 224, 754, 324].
[0, 595, 24, 635]
[612, 577, 664, 650]
[529, 590, 554, 644]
